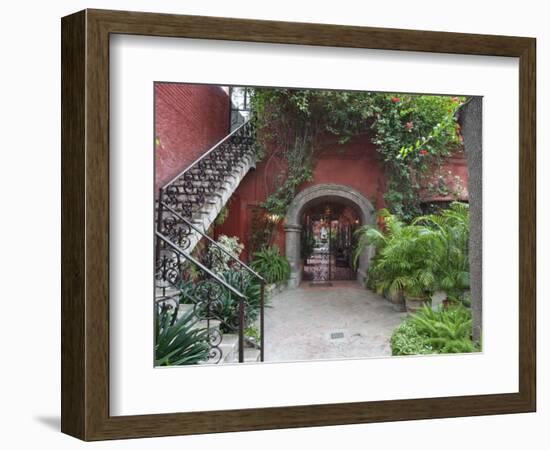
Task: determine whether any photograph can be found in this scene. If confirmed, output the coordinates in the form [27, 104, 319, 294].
[0, 0, 542, 445]
[153, 83, 481, 366]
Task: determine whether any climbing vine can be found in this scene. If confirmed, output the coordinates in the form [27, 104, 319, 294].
[251, 89, 464, 222]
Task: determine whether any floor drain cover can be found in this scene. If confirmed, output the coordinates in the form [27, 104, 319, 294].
[330, 332, 345, 339]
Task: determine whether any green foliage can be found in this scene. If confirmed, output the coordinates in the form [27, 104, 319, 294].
[205, 235, 244, 275]
[413, 202, 470, 301]
[355, 209, 436, 298]
[215, 205, 230, 226]
[251, 88, 464, 220]
[390, 321, 434, 356]
[367, 94, 463, 221]
[245, 325, 261, 343]
[214, 270, 270, 333]
[391, 304, 479, 356]
[250, 246, 291, 284]
[356, 203, 470, 301]
[155, 306, 210, 366]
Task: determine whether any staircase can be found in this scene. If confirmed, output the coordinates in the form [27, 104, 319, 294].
[158, 120, 256, 254]
[154, 120, 265, 365]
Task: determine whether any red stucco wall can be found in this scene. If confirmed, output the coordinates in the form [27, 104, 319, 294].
[216, 134, 469, 261]
[215, 133, 388, 260]
[419, 150, 469, 202]
[155, 83, 230, 191]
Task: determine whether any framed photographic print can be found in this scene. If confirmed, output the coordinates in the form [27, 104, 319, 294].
[61, 9, 536, 441]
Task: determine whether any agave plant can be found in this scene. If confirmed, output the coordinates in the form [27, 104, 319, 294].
[206, 269, 271, 333]
[250, 246, 290, 284]
[155, 306, 210, 366]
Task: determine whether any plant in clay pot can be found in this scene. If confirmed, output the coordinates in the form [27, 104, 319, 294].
[402, 283, 432, 315]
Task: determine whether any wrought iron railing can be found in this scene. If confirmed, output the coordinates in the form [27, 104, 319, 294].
[155, 120, 264, 364]
[160, 120, 255, 221]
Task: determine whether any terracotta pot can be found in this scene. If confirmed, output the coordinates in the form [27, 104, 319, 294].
[405, 295, 430, 315]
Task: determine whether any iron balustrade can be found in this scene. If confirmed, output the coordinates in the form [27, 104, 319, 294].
[160, 120, 255, 221]
[154, 120, 264, 364]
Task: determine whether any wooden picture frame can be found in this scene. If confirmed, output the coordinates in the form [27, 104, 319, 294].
[61, 9, 536, 441]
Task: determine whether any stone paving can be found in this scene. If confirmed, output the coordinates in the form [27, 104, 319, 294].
[264, 281, 407, 362]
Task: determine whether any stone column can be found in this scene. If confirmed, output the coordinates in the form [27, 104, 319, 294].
[458, 97, 482, 342]
[284, 223, 302, 289]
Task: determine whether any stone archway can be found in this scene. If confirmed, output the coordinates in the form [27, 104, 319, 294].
[284, 184, 375, 288]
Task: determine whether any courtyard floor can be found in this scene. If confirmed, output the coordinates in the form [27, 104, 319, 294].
[264, 281, 407, 362]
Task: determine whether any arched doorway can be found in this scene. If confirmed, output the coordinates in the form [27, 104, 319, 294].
[284, 184, 375, 288]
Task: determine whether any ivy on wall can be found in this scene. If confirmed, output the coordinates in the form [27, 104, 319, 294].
[251, 89, 464, 222]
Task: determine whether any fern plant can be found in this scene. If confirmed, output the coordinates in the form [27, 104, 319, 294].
[155, 306, 210, 366]
[391, 304, 479, 355]
[409, 304, 478, 353]
[250, 246, 291, 284]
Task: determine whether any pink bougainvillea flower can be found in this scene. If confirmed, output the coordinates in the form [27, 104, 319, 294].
[419, 149, 429, 156]
[405, 121, 414, 130]
[391, 97, 401, 103]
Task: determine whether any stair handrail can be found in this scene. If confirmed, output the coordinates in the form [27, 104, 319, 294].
[157, 230, 248, 363]
[162, 119, 253, 190]
[159, 201, 267, 284]
[156, 231, 247, 300]
[155, 118, 265, 362]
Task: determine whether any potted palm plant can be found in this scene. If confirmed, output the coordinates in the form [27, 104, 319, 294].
[354, 210, 408, 311]
[402, 277, 432, 315]
[414, 202, 470, 308]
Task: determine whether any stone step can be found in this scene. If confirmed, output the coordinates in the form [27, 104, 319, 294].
[198, 333, 239, 365]
[220, 333, 239, 362]
[157, 151, 256, 256]
[242, 348, 261, 363]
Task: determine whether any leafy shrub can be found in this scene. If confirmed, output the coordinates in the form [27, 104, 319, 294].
[410, 304, 479, 353]
[206, 235, 244, 274]
[356, 203, 470, 303]
[413, 202, 470, 302]
[355, 209, 436, 298]
[177, 267, 269, 335]
[214, 269, 270, 333]
[155, 306, 210, 366]
[245, 325, 261, 343]
[391, 304, 479, 356]
[250, 246, 290, 284]
[391, 322, 433, 356]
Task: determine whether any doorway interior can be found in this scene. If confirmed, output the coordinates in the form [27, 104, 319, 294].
[301, 202, 360, 285]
